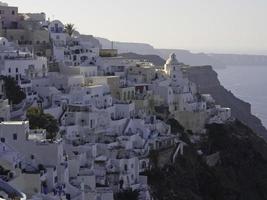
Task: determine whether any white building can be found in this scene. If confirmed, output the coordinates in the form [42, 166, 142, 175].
[0, 37, 48, 80]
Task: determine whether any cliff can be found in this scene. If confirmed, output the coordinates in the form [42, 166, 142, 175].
[158, 49, 225, 68]
[96, 37, 225, 68]
[146, 121, 267, 200]
[97, 37, 267, 68]
[210, 53, 267, 66]
[96, 37, 158, 55]
[119, 53, 166, 66]
[185, 65, 267, 139]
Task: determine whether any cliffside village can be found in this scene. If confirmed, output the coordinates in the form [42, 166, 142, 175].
[0, 2, 231, 200]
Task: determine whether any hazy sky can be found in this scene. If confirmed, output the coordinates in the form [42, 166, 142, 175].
[6, 0, 267, 54]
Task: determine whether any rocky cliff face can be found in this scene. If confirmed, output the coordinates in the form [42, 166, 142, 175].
[185, 65, 267, 139]
[146, 121, 267, 200]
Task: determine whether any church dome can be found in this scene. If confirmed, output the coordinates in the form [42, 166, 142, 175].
[166, 53, 179, 65]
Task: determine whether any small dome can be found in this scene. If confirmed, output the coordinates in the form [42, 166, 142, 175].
[72, 30, 80, 38]
[166, 53, 179, 65]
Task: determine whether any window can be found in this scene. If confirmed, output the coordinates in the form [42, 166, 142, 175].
[124, 164, 128, 171]
[8, 68, 11, 73]
[31, 155, 35, 160]
[13, 133, 17, 140]
[123, 92, 126, 101]
[132, 91, 135, 99]
[54, 176, 58, 183]
[141, 161, 147, 169]
[159, 142, 162, 148]
[16, 68, 18, 73]
[12, 10, 15, 15]
[90, 119, 93, 128]
[0, 138, 5, 143]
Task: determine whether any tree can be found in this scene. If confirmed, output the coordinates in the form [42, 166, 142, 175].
[26, 107, 59, 140]
[64, 23, 76, 37]
[2, 76, 26, 105]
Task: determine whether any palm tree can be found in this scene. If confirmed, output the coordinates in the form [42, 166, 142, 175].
[64, 23, 76, 37]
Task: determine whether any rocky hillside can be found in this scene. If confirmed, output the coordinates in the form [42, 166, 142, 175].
[119, 53, 166, 66]
[96, 37, 158, 55]
[146, 120, 267, 200]
[97, 37, 267, 68]
[97, 37, 225, 68]
[185, 65, 267, 139]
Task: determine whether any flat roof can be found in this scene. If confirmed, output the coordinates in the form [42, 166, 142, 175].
[0, 121, 28, 125]
[91, 76, 119, 78]
[85, 84, 104, 88]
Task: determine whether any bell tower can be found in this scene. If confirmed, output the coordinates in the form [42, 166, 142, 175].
[164, 53, 183, 83]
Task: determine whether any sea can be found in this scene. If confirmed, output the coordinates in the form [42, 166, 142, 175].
[215, 65, 267, 129]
